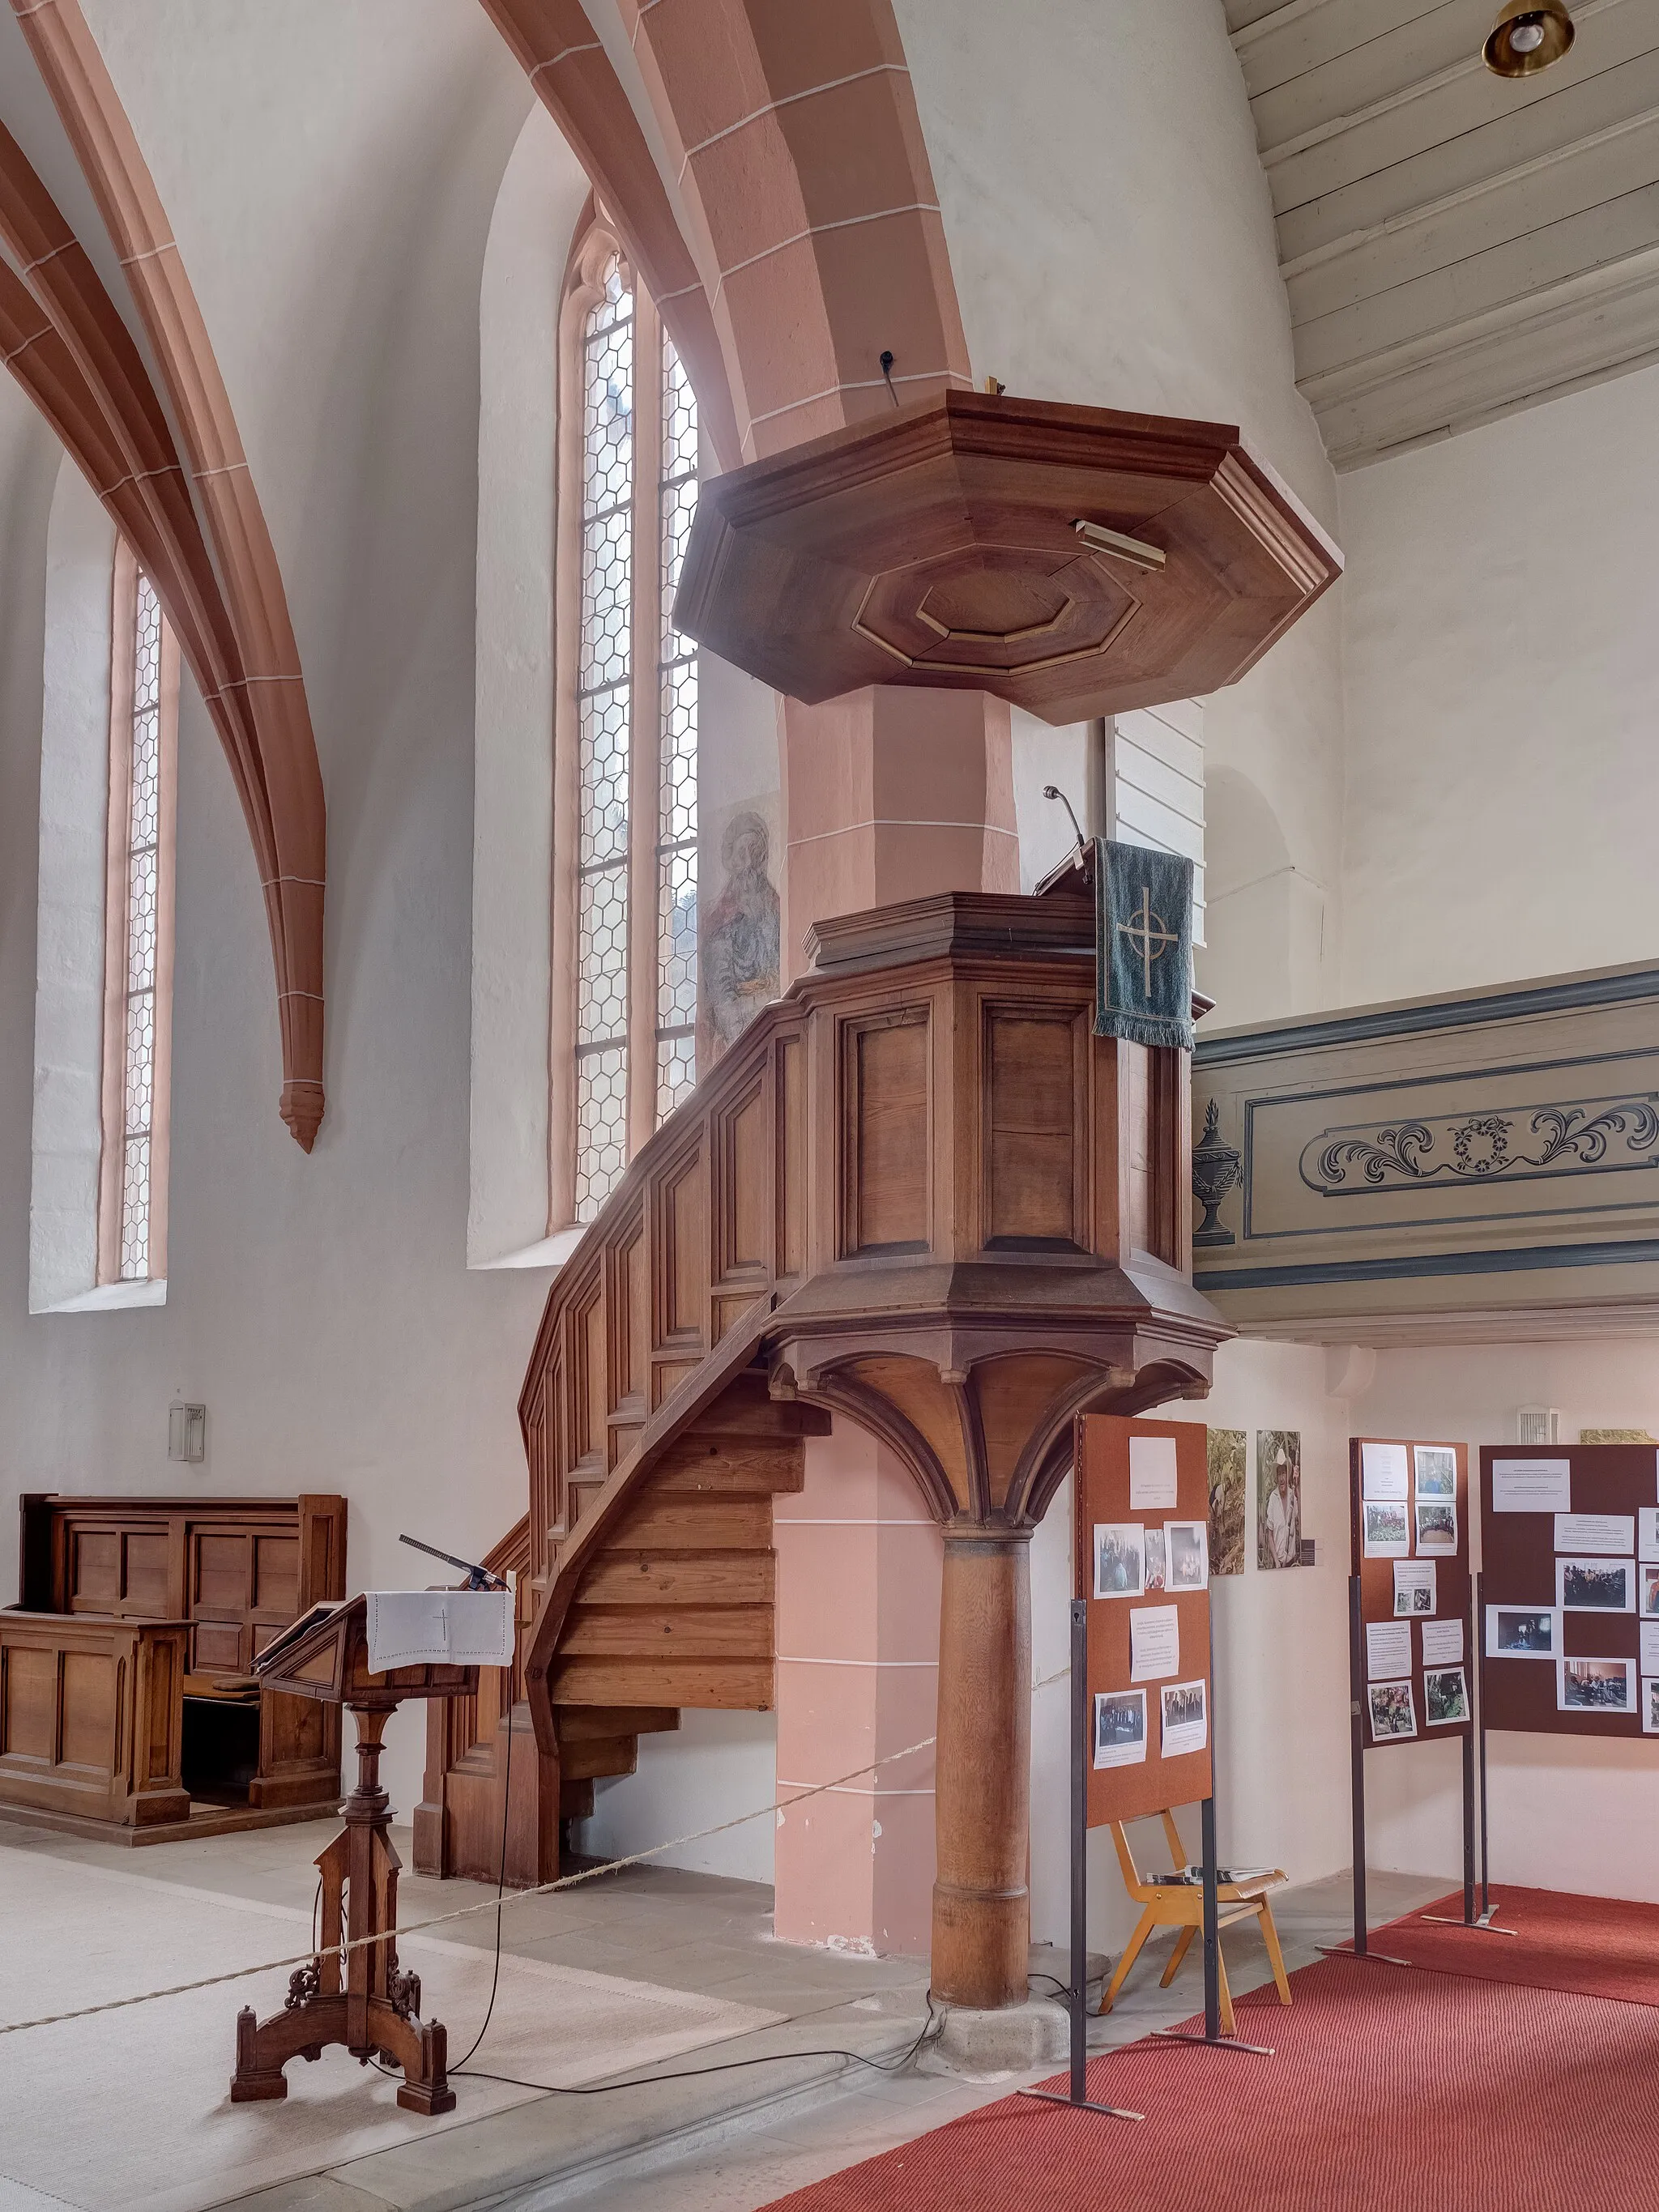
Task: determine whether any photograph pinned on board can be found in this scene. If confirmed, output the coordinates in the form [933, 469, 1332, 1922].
[1166, 1520, 1209, 1592]
[1643, 1566, 1659, 1619]
[1424, 1666, 1469, 1726]
[1645, 1677, 1659, 1736]
[1558, 1656, 1636, 1714]
[1143, 1528, 1167, 1595]
[1094, 1523, 1145, 1599]
[1557, 1557, 1636, 1613]
[1207, 1429, 1247, 1578]
[1363, 1500, 1410, 1559]
[1413, 1445, 1457, 1501]
[1393, 1561, 1437, 1617]
[1415, 1502, 1458, 1555]
[1360, 1441, 1409, 1502]
[1094, 1689, 1147, 1768]
[1640, 1510, 1659, 1564]
[1486, 1605, 1559, 1658]
[1368, 1680, 1417, 1742]
[1642, 1620, 1659, 1674]
[1256, 1431, 1302, 1571]
[1160, 1678, 1208, 1759]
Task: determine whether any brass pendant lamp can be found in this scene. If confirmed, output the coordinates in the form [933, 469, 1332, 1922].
[1484, 2, 1574, 77]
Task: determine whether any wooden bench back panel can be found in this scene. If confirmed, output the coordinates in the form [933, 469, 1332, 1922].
[22, 1494, 347, 1680]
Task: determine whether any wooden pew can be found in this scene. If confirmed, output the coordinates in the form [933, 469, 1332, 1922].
[0, 1611, 190, 1827]
[2, 1493, 346, 1839]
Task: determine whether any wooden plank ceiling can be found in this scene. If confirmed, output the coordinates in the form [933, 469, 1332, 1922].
[1227, 0, 1659, 467]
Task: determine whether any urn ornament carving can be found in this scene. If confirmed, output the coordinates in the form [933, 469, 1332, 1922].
[1192, 1097, 1241, 1248]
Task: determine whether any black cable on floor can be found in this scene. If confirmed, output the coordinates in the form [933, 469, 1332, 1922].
[375, 1739, 945, 2103]
[450, 1713, 514, 2070]
[454, 1992, 943, 2098]
[367, 1708, 514, 2087]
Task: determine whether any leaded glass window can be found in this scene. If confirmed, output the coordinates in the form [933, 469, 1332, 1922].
[574, 252, 634, 1221]
[560, 224, 701, 1225]
[100, 553, 176, 1284]
[655, 337, 699, 1122]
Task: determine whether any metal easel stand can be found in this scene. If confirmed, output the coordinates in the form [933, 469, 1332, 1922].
[1319, 1574, 1413, 1968]
[1418, 1570, 1516, 1936]
[1150, 1609, 1273, 2057]
[1019, 1600, 1145, 2121]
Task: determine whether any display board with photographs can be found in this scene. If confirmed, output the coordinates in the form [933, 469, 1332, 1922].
[1350, 1437, 1473, 1750]
[1480, 1443, 1659, 1741]
[1076, 1415, 1213, 1826]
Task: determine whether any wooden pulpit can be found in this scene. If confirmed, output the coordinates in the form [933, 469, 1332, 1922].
[231, 1595, 480, 2114]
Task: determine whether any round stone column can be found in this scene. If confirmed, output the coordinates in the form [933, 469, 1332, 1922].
[930, 1523, 1032, 2009]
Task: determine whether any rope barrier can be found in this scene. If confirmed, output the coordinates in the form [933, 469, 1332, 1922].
[0, 1664, 1069, 2039]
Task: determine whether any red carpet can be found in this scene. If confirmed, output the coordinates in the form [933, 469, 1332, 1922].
[762, 1955, 1659, 2210]
[1359, 1885, 1659, 2009]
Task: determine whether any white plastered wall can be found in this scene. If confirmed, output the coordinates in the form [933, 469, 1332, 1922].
[468, 104, 589, 1272]
[899, 0, 1347, 1023]
[1329, 360, 1659, 1903]
[28, 458, 126, 1315]
[0, 5, 548, 1823]
[1339, 357, 1659, 1007]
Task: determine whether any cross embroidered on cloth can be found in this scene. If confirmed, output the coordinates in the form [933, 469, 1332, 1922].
[1093, 838, 1195, 1051]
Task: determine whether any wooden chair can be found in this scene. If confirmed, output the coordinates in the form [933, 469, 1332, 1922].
[1098, 1811, 1291, 2034]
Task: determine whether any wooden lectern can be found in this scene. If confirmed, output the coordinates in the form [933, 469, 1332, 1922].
[231, 1594, 479, 2113]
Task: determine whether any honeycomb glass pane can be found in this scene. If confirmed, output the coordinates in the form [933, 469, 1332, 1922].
[658, 659, 697, 847]
[575, 1045, 628, 1220]
[656, 1033, 697, 1123]
[656, 843, 697, 1029]
[133, 574, 162, 714]
[663, 339, 697, 481]
[580, 503, 632, 693]
[578, 685, 630, 867]
[578, 863, 629, 1047]
[126, 845, 158, 994]
[659, 477, 698, 662]
[123, 987, 155, 1135]
[119, 1134, 151, 1281]
[129, 708, 161, 851]
[583, 295, 633, 519]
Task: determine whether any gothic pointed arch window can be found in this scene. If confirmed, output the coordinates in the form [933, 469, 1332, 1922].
[552, 210, 700, 1226]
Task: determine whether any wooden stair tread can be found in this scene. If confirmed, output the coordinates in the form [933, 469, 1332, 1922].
[550, 1656, 774, 1709]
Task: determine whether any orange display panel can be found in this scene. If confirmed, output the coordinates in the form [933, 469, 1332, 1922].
[1349, 1437, 1473, 1750]
[1075, 1415, 1213, 1826]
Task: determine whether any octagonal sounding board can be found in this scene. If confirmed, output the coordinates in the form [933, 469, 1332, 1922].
[674, 390, 1341, 726]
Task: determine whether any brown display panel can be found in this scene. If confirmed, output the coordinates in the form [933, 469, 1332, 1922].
[1480, 1443, 1659, 1741]
[1076, 1415, 1213, 1825]
[1349, 1437, 1473, 1749]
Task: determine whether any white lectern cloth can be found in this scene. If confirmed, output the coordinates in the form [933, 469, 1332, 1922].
[365, 1588, 515, 1672]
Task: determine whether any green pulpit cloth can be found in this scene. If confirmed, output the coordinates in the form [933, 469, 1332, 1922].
[1094, 837, 1194, 1051]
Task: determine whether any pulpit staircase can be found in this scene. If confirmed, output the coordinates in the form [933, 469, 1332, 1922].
[417, 888, 1226, 1891]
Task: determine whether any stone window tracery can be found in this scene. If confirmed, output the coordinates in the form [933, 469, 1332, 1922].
[554, 216, 700, 1226]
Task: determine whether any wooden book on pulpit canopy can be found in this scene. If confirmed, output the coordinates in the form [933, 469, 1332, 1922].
[251, 1593, 479, 1710]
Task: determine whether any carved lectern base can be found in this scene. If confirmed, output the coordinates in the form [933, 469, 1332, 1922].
[230, 1703, 456, 2116]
